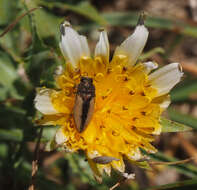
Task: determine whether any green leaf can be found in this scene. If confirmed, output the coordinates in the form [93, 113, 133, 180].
[42, 126, 58, 141]
[0, 129, 23, 142]
[25, 1, 61, 41]
[146, 178, 197, 190]
[129, 160, 151, 170]
[0, 144, 8, 158]
[0, 53, 17, 87]
[34, 9, 61, 40]
[37, 177, 67, 190]
[42, 126, 58, 151]
[139, 47, 165, 61]
[103, 12, 197, 38]
[160, 117, 191, 133]
[45, 139, 56, 152]
[39, 1, 107, 26]
[0, 52, 23, 99]
[24, 3, 59, 86]
[143, 151, 197, 178]
[64, 2, 107, 25]
[0, 0, 17, 25]
[168, 108, 197, 130]
[0, 105, 27, 134]
[25, 50, 58, 86]
[171, 79, 197, 101]
[65, 154, 99, 185]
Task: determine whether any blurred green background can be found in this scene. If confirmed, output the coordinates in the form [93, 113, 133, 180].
[1, 0, 197, 189]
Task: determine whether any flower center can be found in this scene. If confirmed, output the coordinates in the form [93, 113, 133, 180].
[51, 56, 161, 157]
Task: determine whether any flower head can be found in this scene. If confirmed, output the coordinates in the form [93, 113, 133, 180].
[34, 15, 183, 182]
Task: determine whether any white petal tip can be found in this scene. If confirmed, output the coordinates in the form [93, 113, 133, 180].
[59, 22, 90, 67]
[60, 21, 71, 36]
[137, 12, 147, 26]
[122, 173, 135, 180]
[128, 149, 142, 160]
[114, 24, 149, 65]
[160, 97, 171, 109]
[55, 128, 67, 145]
[62, 20, 71, 27]
[143, 61, 158, 74]
[149, 63, 183, 96]
[34, 88, 58, 115]
[54, 65, 64, 76]
[95, 30, 109, 61]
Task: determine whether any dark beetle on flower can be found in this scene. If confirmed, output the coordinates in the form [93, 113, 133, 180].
[73, 76, 95, 133]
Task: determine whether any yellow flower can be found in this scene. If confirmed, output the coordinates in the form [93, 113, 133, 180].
[34, 16, 183, 182]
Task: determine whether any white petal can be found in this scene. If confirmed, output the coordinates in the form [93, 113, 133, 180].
[55, 128, 67, 145]
[142, 61, 158, 74]
[152, 95, 171, 110]
[54, 65, 64, 76]
[34, 88, 58, 115]
[149, 63, 183, 96]
[127, 148, 142, 160]
[59, 21, 90, 67]
[79, 35, 90, 57]
[159, 96, 171, 109]
[94, 30, 109, 62]
[122, 173, 135, 179]
[103, 165, 111, 176]
[114, 24, 148, 65]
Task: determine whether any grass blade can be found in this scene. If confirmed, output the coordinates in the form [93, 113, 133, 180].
[171, 80, 197, 102]
[160, 117, 191, 133]
[39, 1, 107, 26]
[143, 151, 197, 178]
[146, 178, 197, 190]
[103, 12, 197, 38]
[0, 129, 23, 142]
[168, 108, 197, 130]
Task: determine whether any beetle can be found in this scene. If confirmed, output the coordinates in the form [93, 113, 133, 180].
[73, 76, 95, 133]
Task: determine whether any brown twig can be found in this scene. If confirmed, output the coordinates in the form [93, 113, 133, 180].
[110, 182, 121, 190]
[149, 157, 194, 166]
[178, 133, 197, 164]
[28, 127, 43, 190]
[109, 174, 135, 190]
[109, 156, 194, 190]
[109, 178, 126, 190]
[0, 7, 41, 38]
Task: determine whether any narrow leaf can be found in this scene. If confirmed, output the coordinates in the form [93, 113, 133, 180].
[143, 151, 197, 178]
[168, 108, 197, 130]
[103, 12, 197, 38]
[0, 54, 17, 87]
[39, 1, 107, 26]
[139, 47, 165, 61]
[0, 129, 23, 142]
[171, 79, 197, 101]
[160, 117, 191, 133]
[146, 178, 197, 190]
